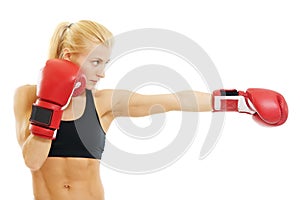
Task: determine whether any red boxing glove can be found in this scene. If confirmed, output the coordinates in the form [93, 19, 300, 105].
[212, 88, 288, 126]
[29, 59, 86, 139]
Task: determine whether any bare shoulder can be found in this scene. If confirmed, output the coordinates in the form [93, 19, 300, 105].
[14, 84, 37, 98]
[93, 89, 113, 105]
[92, 89, 113, 115]
[93, 89, 134, 116]
[93, 89, 114, 98]
[93, 89, 134, 104]
[14, 84, 37, 117]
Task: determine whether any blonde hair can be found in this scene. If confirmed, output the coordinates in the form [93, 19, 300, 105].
[48, 20, 113, 59]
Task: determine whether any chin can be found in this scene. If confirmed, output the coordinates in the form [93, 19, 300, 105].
[86, 85, 95, 90]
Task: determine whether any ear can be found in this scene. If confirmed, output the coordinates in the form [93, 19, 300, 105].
[62, 48, 72, 61]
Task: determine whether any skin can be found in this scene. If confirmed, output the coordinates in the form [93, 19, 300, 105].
[14, 44, 213, 200]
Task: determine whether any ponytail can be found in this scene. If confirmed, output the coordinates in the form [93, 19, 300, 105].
[48, 22, 71, 59]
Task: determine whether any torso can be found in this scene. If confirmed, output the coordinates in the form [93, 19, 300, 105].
[29, 87, 114, 200]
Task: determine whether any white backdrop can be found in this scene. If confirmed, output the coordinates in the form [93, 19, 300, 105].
[1, 0, 299, 199]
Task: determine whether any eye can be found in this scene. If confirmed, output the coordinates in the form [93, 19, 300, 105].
[91, 60, 102, 66]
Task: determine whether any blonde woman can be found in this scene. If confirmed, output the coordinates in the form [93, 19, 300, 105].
[13, 20, 288, 200]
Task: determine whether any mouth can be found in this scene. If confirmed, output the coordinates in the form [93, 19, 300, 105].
[90, 80, 98, 84]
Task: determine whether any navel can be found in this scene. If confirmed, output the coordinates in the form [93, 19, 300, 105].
[63, 184, 71, 190]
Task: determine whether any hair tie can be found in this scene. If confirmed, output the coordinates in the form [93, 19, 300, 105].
[67, 23, 74, 29]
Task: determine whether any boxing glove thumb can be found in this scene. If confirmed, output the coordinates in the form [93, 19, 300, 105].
[72, 70, 86, 97]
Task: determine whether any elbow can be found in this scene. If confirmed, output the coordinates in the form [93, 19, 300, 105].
[23, 155, 43, 171]
[22, 150, 45, 171]
[21, 134, 50, 171]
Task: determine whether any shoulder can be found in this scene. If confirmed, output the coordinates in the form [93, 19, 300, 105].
[14, 84, 36, 97]
[93, 89, 114, 97]
[93, 89, 135, 104]
[14, 84, 37, 112]
[92, 89, 115, 107]
[92, 89, 135, 115]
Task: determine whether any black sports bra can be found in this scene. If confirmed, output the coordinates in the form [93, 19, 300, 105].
[48, 89, 106, 159]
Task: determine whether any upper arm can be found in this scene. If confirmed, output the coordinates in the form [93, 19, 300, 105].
[106, 90, 178, 118]
[13, 85, 37, 147]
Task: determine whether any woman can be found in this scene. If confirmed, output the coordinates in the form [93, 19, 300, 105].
[13, 20, 287, 200]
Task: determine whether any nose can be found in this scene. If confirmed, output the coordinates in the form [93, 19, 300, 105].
[96, 71, 105, 78]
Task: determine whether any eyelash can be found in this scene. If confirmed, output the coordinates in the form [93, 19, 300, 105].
[91, 60, 109, 66]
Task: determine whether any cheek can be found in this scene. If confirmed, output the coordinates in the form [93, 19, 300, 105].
[82, 66, 96, 78]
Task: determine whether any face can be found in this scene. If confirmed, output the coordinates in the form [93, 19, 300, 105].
[74, 44, 111, 90]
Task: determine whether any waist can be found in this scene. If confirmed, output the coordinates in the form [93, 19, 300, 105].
[32, 157, 103, 200]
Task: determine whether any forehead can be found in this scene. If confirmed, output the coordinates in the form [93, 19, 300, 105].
[87, 44, 111, 60]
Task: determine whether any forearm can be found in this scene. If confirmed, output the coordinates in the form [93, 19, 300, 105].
[172, 90, 213, 112]
[22, 134, 52, 171]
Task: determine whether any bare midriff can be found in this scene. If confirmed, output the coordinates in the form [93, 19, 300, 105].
[31, 157, 104, 200]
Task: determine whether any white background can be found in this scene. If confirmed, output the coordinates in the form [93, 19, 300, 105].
[1, 0, 299, 199]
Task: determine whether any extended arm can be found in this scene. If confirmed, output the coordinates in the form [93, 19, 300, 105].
[109, 88, 288, 126]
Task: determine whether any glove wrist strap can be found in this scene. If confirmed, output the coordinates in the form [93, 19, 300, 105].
[213, 89, 256, 114]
